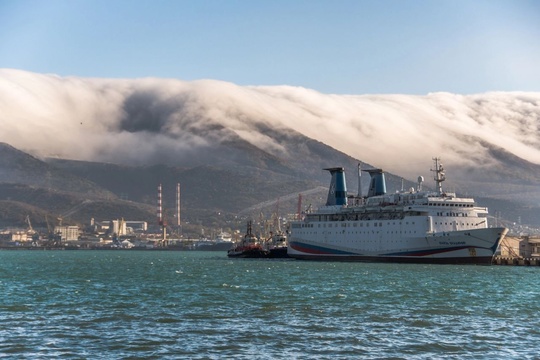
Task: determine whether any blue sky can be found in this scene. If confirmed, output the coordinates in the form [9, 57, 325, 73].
[1, 0, 539, 94]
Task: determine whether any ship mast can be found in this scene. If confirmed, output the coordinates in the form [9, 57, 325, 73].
[357, 163, 362, 197]
[431, 157, 446, 195]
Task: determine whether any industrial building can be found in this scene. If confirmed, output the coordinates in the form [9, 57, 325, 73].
[499, 235, 540, 258]
[54, 226, 80, 241]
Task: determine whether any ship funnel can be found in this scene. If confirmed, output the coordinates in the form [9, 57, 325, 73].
[365, 169, 386, 197]
[324, 167, 347, 206]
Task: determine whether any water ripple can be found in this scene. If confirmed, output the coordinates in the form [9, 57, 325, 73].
[1, 251, 539, 359]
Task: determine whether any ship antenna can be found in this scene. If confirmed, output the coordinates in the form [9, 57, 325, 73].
[357, 163, 362, 197]
[431, 157, 446, 195]
[417, 176, 424, 192]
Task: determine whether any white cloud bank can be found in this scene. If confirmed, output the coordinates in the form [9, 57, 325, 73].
[1, 69, 540, 179]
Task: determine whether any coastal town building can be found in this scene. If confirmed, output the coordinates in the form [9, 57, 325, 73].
[0, 230, 29, 243]
[498, 235, 540, 258]
[54, 226, 80, 241]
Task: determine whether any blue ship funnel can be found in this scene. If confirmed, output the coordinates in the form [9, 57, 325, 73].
[365, 169, 386, 197]
[324, 167, 347, 206]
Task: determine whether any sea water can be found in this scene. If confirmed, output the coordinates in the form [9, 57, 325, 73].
[0, 250, 538, 359]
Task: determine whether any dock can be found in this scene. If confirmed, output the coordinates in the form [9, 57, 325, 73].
[492, 256, 540, 266]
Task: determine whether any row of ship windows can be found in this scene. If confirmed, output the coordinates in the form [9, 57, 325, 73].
[296, 222, 476, 232]
[437, 212, 469, 217]
[296, 221, 417, 228]
[429, 203, 473, 207]
[295, 230, 418, 236]
[435, 222, 478, 226]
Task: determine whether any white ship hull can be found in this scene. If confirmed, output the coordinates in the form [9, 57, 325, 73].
[288, 225, 507, 264]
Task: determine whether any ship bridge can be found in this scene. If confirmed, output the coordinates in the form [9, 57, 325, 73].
[425, 197, 475, 208]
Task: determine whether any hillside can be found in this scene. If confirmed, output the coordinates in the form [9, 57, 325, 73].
[0, 143, 116, 199]
[1, 140, 539, 232]
[1, 138, 424, 232]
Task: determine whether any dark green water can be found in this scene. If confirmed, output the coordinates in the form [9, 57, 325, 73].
[1, 250, 538, 359]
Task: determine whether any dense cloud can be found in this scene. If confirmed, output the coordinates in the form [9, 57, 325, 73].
[1, 69, 540, 179]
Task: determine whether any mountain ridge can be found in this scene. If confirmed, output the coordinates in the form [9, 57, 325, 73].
[0, 140, 385, 232]
[1, 141, 539, 232]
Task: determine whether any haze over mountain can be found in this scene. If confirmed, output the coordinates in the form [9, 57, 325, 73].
[1, 69, 540, 228]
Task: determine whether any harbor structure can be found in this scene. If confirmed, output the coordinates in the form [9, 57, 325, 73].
[54, 225, 80, 241]
[498, 235, 540, 258]
[109, 219, 127, 236]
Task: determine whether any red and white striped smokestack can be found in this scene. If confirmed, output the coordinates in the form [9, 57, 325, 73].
[176, 182, 181, 227]
[157, 183, 163, 226]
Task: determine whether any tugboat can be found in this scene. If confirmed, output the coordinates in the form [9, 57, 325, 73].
[227, 220, 269, 258]
[265, 230, 289, 258]
[262, 209, 289, 258]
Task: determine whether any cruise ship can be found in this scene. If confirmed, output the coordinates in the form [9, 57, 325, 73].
[287, 158, 508, 264]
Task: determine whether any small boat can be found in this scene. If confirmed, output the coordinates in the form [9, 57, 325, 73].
[265, 231, 289, 258]
[194, 230, 234, 251]
[227, 220, 269, 258]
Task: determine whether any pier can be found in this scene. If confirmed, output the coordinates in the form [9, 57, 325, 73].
[492, 256, 540, 266]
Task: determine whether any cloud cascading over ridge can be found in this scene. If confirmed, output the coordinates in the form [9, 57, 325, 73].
[1, 68, 540, 180]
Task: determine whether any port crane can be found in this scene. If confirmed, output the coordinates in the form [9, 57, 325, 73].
[237, 186, 326, 216]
